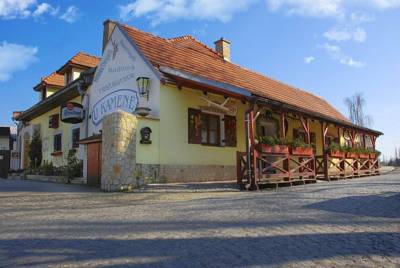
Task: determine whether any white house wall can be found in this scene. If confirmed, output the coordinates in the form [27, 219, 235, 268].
[87, 26, 160, 135]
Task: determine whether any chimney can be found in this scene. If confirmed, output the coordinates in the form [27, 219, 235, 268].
[103, 19, 117, 53]
[214, 38, 231, 62]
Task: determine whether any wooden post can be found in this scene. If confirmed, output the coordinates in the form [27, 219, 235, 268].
[280, 112, 286, 139]
[370, 134, 377, 150]
[249, 108, 258, 190]
[300, 116, 311, 144]
[362, 133, 366, 149]
[321, 122, 329, 151]
[281, 112, 289, 174]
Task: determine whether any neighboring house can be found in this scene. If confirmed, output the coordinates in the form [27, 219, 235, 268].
[0, 127, 11, 178]
[14, 20, 382, 190]
[14, 52, 100, 169]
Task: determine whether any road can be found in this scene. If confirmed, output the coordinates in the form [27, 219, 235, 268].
[0, 173, 399, 267]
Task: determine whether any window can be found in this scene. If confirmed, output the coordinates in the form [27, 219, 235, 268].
[257, 119, 278, 138]
[201, 113, 220, 146]
[188, 108, 232, 147]
[72, 128, 80, 148]
[54, 133, 62, 152]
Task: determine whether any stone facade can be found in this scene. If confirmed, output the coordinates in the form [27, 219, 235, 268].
[159, 165, 236, 183]
[101, 111, 140, 191]
[136, 163, 236, 184]
[101, 111, 236, 191]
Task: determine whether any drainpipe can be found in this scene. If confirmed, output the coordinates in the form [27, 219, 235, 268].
[77, 80, 89, 139]
[245, 100, 256, 189]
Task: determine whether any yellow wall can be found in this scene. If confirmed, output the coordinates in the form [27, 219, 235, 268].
[137, 84, 346, 167]
[46, 87, 59, 98]
[136, 117, 160, 164]
[157, 84, 247, 166]
[29, 96, 82, 166]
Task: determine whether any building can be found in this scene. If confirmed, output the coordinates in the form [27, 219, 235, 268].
[14, 20, 382, 191]
[14, 52, 100, 170]
[0, 127, 12, 178]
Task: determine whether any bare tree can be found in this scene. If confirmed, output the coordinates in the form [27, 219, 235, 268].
[344, 92, 373, 127]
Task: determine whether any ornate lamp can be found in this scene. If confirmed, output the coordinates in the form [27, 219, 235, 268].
[136, 77, 150, 100]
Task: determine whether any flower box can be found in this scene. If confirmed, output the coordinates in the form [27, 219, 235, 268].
[328, 150, 345, 158]
[255, 144, 289, 154]
[291, 147, 313, 156]
[51, 151, 63, 157]
[369, 153, 377, 159]
[346, 152, 358, 159]
[358, 153, 369, 159]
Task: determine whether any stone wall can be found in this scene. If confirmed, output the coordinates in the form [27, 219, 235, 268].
[101, 111, 139, 191]
[136, 163, 236, 183]
[101, 111, 236, 191]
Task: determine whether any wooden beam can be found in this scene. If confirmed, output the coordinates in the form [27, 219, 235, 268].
[280, 112, 286, 139]
[300, 116, 311, 144]
[321, 122, 329, 150]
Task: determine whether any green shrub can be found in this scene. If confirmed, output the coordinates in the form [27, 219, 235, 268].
[40, 161, 54, 176]
[63, 150, 83, 182]
[29, 129, 42, 169]
[289, 138, 311, 148]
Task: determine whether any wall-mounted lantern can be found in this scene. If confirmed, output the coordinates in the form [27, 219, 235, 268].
[136, 76, 150, 100]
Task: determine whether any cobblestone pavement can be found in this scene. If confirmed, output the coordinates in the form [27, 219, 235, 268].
[0, 173, 399, 268]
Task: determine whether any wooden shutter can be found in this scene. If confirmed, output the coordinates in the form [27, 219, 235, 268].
[188, 108, 202, 144]
[224, 115, 237, 147]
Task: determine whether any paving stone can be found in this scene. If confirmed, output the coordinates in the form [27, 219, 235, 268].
[0, 173, 399, 267]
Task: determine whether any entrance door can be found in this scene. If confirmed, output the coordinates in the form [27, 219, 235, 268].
[87, 142, 102, 186]
[0, 150, 10, 178]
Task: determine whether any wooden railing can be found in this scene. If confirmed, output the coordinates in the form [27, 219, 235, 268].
[315, 154, 380, 180]
[236, 150, 316, 188]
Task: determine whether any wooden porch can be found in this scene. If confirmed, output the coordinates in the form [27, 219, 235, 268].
[237, 99, 381, 190]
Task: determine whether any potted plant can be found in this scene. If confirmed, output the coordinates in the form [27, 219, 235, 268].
[290, 139, 313, 156]
[327, 143, 345, 158]
[369, 149, 380, 159]
[356, 148, 370, 159]
[255, 136, 289, 154]
[345, 146, 358, 159]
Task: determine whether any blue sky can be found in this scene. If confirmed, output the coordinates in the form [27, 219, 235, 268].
[0, 0, 399, 159]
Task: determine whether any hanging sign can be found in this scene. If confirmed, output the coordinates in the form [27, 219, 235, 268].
[60, 102, 84, 124]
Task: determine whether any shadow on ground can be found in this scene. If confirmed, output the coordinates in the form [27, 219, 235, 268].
[0, 232, 399, 267]
[306, 192, 400, 218]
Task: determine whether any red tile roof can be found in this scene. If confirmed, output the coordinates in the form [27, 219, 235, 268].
[69, 52, 101, 68]
[58, 52, 100, 74]
[121, 24, 350, 123]
[34, 72, 65, 91]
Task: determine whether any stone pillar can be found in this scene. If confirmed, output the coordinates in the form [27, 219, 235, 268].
[101, 111, 140, 191]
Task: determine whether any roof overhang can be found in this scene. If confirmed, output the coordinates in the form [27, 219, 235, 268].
[159, 66, 252, 98]
[159, 66, 382, 136]
[58, 63, 91, 75]
[253, 95, 383, 136]
[15, 68, 95, 122]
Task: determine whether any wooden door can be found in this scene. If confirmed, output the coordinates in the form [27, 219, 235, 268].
[87, 142, 102, 186]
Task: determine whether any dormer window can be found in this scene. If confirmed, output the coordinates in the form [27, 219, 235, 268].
[66, 72, 73, 85]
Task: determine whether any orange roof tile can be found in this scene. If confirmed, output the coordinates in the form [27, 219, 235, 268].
[57, 52, 100, 74]
[69, 52, 101, 68]
[34, 72, 65, 90]
[121, 24, 350, 123]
